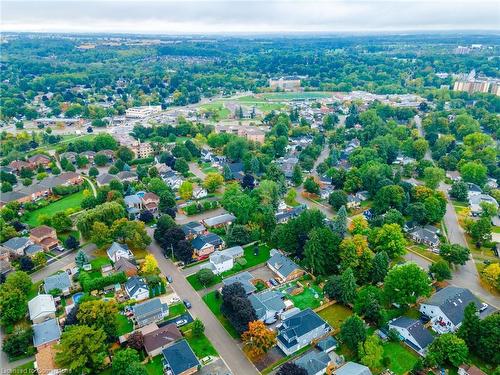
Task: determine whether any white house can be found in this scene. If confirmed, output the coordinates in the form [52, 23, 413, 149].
[200, 246, 244, 274]
[419, 286, 482, 333]
[107, 242, 133, 262]
[388, 316, 434, 355]
[28, 294, 57, 324]
[193, 187, 208, 200]
[125, 276, 150, 301]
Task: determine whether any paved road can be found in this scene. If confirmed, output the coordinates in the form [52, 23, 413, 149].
[411, 115, 499, 308]
[146, 232, 259, 375]
[189, 162, 208, 180]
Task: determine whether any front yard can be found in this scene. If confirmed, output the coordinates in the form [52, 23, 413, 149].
[183, 327, 218, 358]
[202, 290, 239, 338]
[186, 273, 222, 291]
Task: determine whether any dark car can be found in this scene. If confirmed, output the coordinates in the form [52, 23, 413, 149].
[87, 126, 93, 133]
[183, 299, 192, 309]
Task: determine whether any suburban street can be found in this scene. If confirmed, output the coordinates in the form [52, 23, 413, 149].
[146, 229, 259, 375]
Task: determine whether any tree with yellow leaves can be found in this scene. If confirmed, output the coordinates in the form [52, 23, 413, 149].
[141, 254, 159, 275]
[482, 262, 500, 291]
[242, 320, 277, 358]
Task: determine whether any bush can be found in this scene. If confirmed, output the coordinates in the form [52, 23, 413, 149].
[129, 157, 154, 165]
[52, 185, 81, 196]
[79, 271, 126, 292]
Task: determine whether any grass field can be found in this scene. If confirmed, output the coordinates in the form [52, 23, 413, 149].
[145, 355, 164, 375]
[220, 244, 271, 278]
[115, 314, 134, 336]
[166, 302, 187, 319]
[285, 284, 324, 310]
[199, 102, 231, 120]
[14, 361, 35, 371]
[202, 290, 239, 338]
[317, 304, 352, 330]
[183, 327, 218, 358]
[382, 342, 419, 375]
[187, 273, 222, 291]
[22, 190, 86, 227]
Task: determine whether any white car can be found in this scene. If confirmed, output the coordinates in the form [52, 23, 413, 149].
[176, 319, 188, 327]
[479, 303, 488, 312]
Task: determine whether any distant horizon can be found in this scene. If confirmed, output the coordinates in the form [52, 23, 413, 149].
[2, 0, 499, 35]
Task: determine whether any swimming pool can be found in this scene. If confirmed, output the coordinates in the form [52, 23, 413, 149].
[72, 292, 84, 304]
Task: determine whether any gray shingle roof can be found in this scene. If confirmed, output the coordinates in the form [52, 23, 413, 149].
[162, 339, 200, 375]
[132, 298, 166, 320]
[2, 237, 31, 251]
[249, 290, 286, 320]
[424, 286, 481, 325]
[294, 350, 330, 375]
[277, 309, 329, 348]
[44, 272, 71, 293]
[0, 191, 28, 204]
[267, 250, 301, 278]
[223, 271, 256, 294]
[203, 213, 236, 227]
[389, 317, 434, 350]
[33, 318, 61, 347]
[334, 362, 372, 375]
[316, 336, 338, 352]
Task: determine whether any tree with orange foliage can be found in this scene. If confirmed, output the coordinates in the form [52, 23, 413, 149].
[242, 320, 277, 358]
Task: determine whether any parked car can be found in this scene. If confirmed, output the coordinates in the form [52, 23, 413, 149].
[479, 303, 488, 312]
[269, 279, 278, 287]
[175, 319, 188, 327]
[183, 299, 192, 309]
[167, 275, 173, 283]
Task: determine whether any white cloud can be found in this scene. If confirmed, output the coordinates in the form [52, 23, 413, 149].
[1, 0, 499, 33]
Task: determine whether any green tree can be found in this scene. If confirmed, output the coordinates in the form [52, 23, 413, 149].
[338, 268, 358, 305]
[331, 206, 348, 237]
[476, 313, 500, 365]
[196, 268, 215, 287]
[439, 244, 470, 266]
[89, 166, 99, 178]
[50, 211, 73, 232]
[371, 251, 389, 283]
[179, 181, 193, 200]
[426, 333, 468, 368]
[291, 164, 303, 186]
[4, 271, 32, 295]
[423, 166, 445, 189]
[340, 315, 367, 354]
[115, 146, 134, 163]
[303, 177, 319, 195]
[368, 223, 406, 259]
[192, 318, 205, 337]
[91, 222, 112, 247]
[449, 181, 468, 201]
[112, 348, 145, 375]
[77, 300, 119, 339]
[429, 260, 452, 281]
[354, 286, 386, 326]
[457, 303, 480, 353]
[2, 327, 33, 358]
[460, 161, 488, 186]
[328, 190, 348, 210]
[0, 287, 27, 326]
[203, 172, 224, 192]
[303, 227, 340, 275]
[55, 325, 108, 373]
[384, 263, 431, 306]
[75, 250, 89, 268]
[359, 335, 384, 369]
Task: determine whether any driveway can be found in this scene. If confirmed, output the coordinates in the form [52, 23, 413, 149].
[175, 207, 228, 225]
[189, 162, 207, 180]
[198, 358, 232, 375]
[159, 312, 194, 328]
[145, 230, 259, 375]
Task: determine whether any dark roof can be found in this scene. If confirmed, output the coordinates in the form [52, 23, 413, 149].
[223, 272, 256, 294]
[181, 221, 205, 236]
[277, 309, 329, 347]
[96, 173, 118, 185]
[114, 257, 137, 273]
[2, 237, 30, 251]
[249, 290, 286, 320]
[294, 350, 330, 375]
[44, 272, 71, 293]
[424, 286, 481, 325]
[0, 191, 28, 203]
[132, 298, 167, 320]
[389, 317, 434, 350]
[143, 324, 182, 353]
[162, 339, 200, 375]
[225, 162, 245, 180]
[267, 250, 301, 278]
[316, 336, 338, 352]
[125, 276, 148, 296]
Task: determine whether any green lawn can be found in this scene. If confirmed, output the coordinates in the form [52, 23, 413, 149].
[220, 244, 271, 278]
[14, 361, 35, 371]
[27, 281, 42, 300]
[382, 342, 419, 375]
[284, 284, 324, 310]
[183, 328, 218, 358]
[186, 273, 222, 291]
[116, 314, 134, 336]
[166, 303, 187, 319]
[202, 291, 239, 338]
[199, 102, 231, 119]
[260, 92, 332, 100]
[317, 304, 352, 330]
[90, 256, 111, 269]
[22, 190, 86, 227]
[145, 355, 164, 375]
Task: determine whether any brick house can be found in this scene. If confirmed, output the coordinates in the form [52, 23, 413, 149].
[30, 226, 60, 251]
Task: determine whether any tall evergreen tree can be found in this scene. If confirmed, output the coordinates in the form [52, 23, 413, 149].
[331, 206, 348, 237]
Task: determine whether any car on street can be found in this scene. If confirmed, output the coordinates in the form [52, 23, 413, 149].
[183, 299, 192, 309]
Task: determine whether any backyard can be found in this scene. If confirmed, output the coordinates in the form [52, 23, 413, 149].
[382, 342, 419, 375]
[220, 243, 271, 277]
[116, 314, 134, 336]
[22, 189, 86, 227]
[281, 283, 324, 310]
[202, 290, 239, 338]
[317, 303, 352, 330]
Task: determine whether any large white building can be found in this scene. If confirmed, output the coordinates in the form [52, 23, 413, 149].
[125, 105, 162, 118]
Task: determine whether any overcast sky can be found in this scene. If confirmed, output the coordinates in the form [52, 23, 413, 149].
[2, 0, 499, 34]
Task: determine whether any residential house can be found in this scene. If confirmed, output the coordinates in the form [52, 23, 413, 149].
[18, 182, 51, 201]
[467, 183, 483, 199]
[96, 149, 115, 162]
[407, 224, 440, 249]
[419, 286, 482, 333]
[458, 365, 487, 375]
[35, 341, 61, 375]
[388, 316, 434, 355]
[181, 221, 206, 240]
[25, 244, 44, 257]
[446, 171, 461, 182]
[223, 271, 256, 294]
[2, 237, 33, 256]
[0, 247, 12, 275]
[125, 276, 150, 301]
[55, 172, 83, 186]
[132, 298, 169, 328]
[276, 309, 331, 356]
[201, 245, 244, 274]
[107, 242, 133, 262]
[162, 339, 200, 375]
[320, 185, 335, 200]
[30, 226, 60, 251]
[143, 323, 183, 357]
[81, 150, 96, 163]
[96, 173, 118, 186]
[44, 272, 72, 295]
[469, 194, 498, 216]
[249, 290, 286, 324]
[347, 194, 361, 209]
[142, 192, 160, 213]
[28, 294, 57, 324]
[334, 362, 372, 375]
[124, 194, 143, 216]
[192, 233, 224, 258]
[32, 318, 61, 348]
[294, 350, 332, 375]
[117, 171, 138, 183]
[60, 152, 77, 164]
[280, 157, 299, 179]
[267, 249, 304, 283]
[203, 213, 237, 228]
[114, 257, 138, 277]
[0, 191, 30, 207]
[275, 205, 306, 224]
[161, 169, 183, 190]
[28, 154, 52, 168]
[355, 191, 369, 202]
[9, 160, 32, 173]
[224, 162, 245, 181]
[193, 187, 208, 200]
